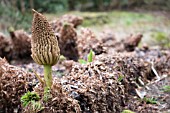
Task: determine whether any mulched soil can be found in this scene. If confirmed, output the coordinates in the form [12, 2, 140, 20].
[0, 14, 169, 113]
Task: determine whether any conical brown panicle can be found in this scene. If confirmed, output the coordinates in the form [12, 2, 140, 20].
[31, 9, 60, 66]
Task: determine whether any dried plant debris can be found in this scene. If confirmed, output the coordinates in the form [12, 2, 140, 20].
[99, 33, 143, 53]
[0, 13, 170, 113]
[0, 30, 32, 63]
[135, 49, 170, 75]
[140, 76, 170, 112]
[45, 80, 81, 113]
[1, 50, 169, 112]
[154, 51, 170, 75]
[9, 29, 31, 59]
[100, 31, 116, 47]
[77, 28, 105, 59]
[62, 62, 126, 113]
[51, 18, 79, 61]
[58, 23, 79, 61]
[60, 14, 83, 28]
[96, 53, 153, 91]
[62, 52, 170, 112]
[0, 33, 12, 60]
[125, 96, 159, 113]
[49, 14, 83, 61]
[59, 53, 155, 112]
[124, 34, 143, 52]
[0, 58, 33, 113]
[62, 60, 76, 73]
[23, 80, 81, 113]
[50, 14, 83, 29]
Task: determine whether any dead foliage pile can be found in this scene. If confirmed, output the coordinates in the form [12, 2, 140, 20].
[50, 14, 83, 29]
[77, 28, 106, 59]
[0, 33, 12, 60]
[96, 54, 152, 93]
[135, 49, 170, 75]
[100, 33, 143, 53]
[55, 23, 79, 61]
[0, 15, 83, 62]
[62, 61, 126, 112]
[50, 15, 106, 60]
[9, 30, 31, 59]
[123, 34, 143, 52]
[22, 81, 81, 113]
[125, 96, 159, 113]
[49, 14, 83, 61]
[38, 53, 153, 112]
[0, 30, 31, 62]
[0, 58, 33, 113]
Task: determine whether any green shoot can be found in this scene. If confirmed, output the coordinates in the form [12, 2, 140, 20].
[121, 110, 135, 113]
[78, 59, 87, 64]
[162, 85, 170, 92]
[118, 75, 124, 82]
[31, 101, 44, 112]
[87, 49, 94, 62]
[143, 97, 157, 104]
[79, 49, 95, 64]
[59, 55, 66, 62]
[43, 87, 51, 102]
[21, 91, 40, 107]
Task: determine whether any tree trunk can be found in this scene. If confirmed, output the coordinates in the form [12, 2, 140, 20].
[20, 0, 25, 14]
[30, 0, 34, 9]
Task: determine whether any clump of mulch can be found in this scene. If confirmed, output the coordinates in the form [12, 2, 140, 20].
[152, 50, 170, 75]
[9, 29, 31, 60]
[1, 49, 169, 113]
[49, 14, 83, 61]
[77, 28, 106, 59]
[96, 54, 152, 94]
[0, 30, 32, 63]
[50, 14, 83, 29]
[125, 95, 159, 113]
[23, 80, 81, 113]
[61, 49, 170, 112]
[44, 80, 81, 113]
[123, 34, 143, 52]
[0, 33, 12, 60]
[99, 33, 143, 53]
[58, 23, 79, 61]
[56, 53, 157, 113]
[62, 62, 126, 112]
[135, 49, 170, 75]
[51, 17, 80, 61]
[51, 18, 105, 61]
[0, 58, 34, 113]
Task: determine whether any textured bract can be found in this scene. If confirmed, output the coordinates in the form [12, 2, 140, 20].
[31, 9, 60, 66]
